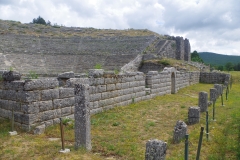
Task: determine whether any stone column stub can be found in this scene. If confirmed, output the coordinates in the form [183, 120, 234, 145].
[198, 91, 208, 112]
[74, 83, 92, 151]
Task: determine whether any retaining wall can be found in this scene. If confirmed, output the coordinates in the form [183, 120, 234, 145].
[2, 69, 227, 132]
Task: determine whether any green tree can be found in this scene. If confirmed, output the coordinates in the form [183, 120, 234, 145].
[32, 16, 47, 25]
[225, 62, 234, 71]
[191, 50, 204, 63]
[217, 65, 224, 71]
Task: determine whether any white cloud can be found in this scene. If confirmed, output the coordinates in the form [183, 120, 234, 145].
[0, 0, 240, 55]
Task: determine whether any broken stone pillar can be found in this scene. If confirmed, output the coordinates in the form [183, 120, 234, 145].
[210, 88, 217, 102]
[198, 91, 208, 112]
[74, 84, 92, 151]
[188, 107, 200, 125]
[145, 139, 167, 160]
[173, 120, 187, 143]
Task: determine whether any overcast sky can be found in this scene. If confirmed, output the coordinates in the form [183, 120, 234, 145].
[0, 0, 240, 55]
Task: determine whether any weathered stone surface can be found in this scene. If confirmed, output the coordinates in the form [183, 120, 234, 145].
[17, 91, 40, 102]
[173, 120, 187, 143]
[3, 81, 24, 91]
[41, 89, 59, 101]
[1, 90, 17, 101]
[145, 139, 167, 160]
[66, 78, 90, 87]
[53, 97, 75, 109]
[24, 78, 59, 91]
[210, 88, 217, 102]
[61, 107, 72, 116]
[34, 124, 45, 135]
[88, 69, 104, 78]
[214, 84, 222, 98]
[59, 88, 74, 98]
[58, 71, 75, 79]
[198, 91, 208, 112]
[74, 84, 91, 151]
[21, 103, 39, 114]
[21, 114, 38, 124]
[2, 71, 21, 81]
[188, 107, 200, 125]
[38, 100, 53, 112]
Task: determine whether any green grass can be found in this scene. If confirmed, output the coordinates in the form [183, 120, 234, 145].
[0, 71, 240, 159]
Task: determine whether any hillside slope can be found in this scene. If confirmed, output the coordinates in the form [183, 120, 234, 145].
[199, 52, 240, 66]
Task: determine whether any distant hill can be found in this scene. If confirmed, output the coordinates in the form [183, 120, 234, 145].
[198, 52, 240, 66]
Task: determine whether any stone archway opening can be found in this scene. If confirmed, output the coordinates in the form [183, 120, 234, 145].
[171, 72, 176, 94]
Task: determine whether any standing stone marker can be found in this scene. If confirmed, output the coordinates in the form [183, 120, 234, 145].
[145, 139, 167, 160]
[198, 92, 208, 112]
[173, 120, 187, 143]
[188, 107, 200, 125]
[210, 88, 217, 102]
[214, 84, 222, 98]
[74, 84, 92, 151]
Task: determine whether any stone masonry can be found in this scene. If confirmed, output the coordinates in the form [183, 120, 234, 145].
[0, 69, 230, 131]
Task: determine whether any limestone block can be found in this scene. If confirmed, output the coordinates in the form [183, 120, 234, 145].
[122, 76, 135, 83]
[45, 120, 53, 128]
[88, 69, 104, 78]
[90, 108, 103, 115]
[173, 120, 187, 143]
[139, 80, 145, 86]
[214, 84, 223, 97]
[145, 139, 167, 160]
[152, 79, 160, 84]
[21, 113, 38, 125]
[58, 71, 75, 79]
[1, 90, 17, 101]
[24, 78, 59, 91]
[104, 77, 117, 84]
[0, 108, 10, 118]
[89, 86, 96, 94]
[101, 92, 110, 100]
[97, 85, 107, 93]
[53, 97, 75, 109]
[21, 102, 38, 114]
[59, 88, 74, 98]
[135, 75, 144, 81]
[38, 100, 53, 112]
[115, 83, 122, 90]
[3, 81, 24, 91]
[147, 71, 158, 75]
[121, 82, 129, 89]
[40, 110, 56, 122]
[134, 97, 142, 103]
[129, 81, 138, 88]
[0, 99, 10, 110]
[17, 90, 40, 103]
[106, 84, 116, 91]
[133, 86, 143, 93]
[2, 71, 21, 81]
[89, 78, 104, 86]
[41, 89, 59, 101]
[66, 78, 90, 87]
[198, 92, 208, 112]
[188, 107, 200, 125]
[8, 100, 21, 112]
[121, 88, 131, 95]
[61, 107, 72, 116]
[89, 93, 101, 102]
[34, 124, 46, 135]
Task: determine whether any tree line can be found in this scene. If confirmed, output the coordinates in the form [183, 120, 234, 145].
[191, 50, 240, 71]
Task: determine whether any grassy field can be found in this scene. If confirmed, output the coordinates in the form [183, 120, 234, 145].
[0, 71, 240, 159]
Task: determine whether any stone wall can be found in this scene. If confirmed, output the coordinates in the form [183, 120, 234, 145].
[200, 72, 230, 84]
[0, 69, 203, 131]
[0, 78, 75, 131]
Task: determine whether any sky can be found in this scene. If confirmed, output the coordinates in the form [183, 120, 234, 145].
[0, 0, 240, 55]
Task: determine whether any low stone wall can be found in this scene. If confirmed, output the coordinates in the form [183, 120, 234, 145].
[200, 72, 230, 84]
[0, 69, 202, 131]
